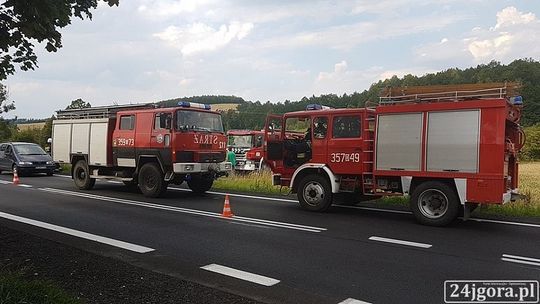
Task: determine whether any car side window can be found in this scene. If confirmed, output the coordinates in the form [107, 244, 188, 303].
[313, 117, 328, 139]
[154, 113, 172, 130]
[119, 115, 135, 130]
[5, 145, 12, 154]
[332, 116, 362, 138]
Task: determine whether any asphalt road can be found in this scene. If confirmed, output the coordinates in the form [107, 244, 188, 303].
[0, 173, 539, 304]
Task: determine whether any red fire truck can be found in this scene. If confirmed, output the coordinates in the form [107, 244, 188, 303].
[264, 83, 525, 226]
[52, 102, 232, 197]
[227, 129, 265, 172]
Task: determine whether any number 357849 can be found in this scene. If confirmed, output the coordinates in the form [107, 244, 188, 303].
[330, 153, 360, 163]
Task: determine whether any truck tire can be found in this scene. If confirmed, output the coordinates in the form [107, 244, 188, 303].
[138, 163, 167, 198]
[187, 174, 213, 194]
[297, 174, 333, 212]
[410, 181, 460, 226]
[73, 160, 95, 190]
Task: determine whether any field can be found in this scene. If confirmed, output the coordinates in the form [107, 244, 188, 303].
[213, 163, 540, 218]
[212, 103, 240, 112]
[17, 122, 45, 131]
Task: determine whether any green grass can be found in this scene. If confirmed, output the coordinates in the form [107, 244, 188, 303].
[213, 170, 282, 195]
[0, 271, 81, 304]
[214, 163, 540, 218]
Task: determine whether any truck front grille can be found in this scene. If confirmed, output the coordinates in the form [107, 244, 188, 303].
[199, 152, 226, 163]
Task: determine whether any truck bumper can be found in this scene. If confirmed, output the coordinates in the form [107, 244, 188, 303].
[173, 162, 232, 174]
[502, 188, 526, 204]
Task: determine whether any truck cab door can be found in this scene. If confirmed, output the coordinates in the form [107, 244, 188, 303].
[310, 116, 328, 163]
[113, 114, 136, 167]
[150, 112, 173, 166]
[327, 114, 363, 175]
[264, 115, 284, 170]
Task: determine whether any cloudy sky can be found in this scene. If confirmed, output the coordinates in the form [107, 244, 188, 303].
[4, 0, 540, 118]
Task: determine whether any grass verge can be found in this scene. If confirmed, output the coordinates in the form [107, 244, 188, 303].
[214, 163, 540, 218]
[0, 270, 80, 304]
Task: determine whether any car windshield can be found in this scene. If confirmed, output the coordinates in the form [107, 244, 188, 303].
[14, 144, 46, 155]
[228, 135, 253, 147]
[176, 110, 224, 133]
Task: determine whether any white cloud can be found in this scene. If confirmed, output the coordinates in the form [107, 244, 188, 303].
[416, 6, 540, 64]
[261, 13, 466, 50]
[137, 0, 212, 17]
[154, 22, 254, 56]
[493, 6, 535, 29]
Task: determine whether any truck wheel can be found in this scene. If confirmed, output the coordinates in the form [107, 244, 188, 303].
[187, 175, 213, 194]
[73, 160, 95, 190]
[138, 163, 167, 198]
[410, 181, 460, 226]
[297, 174, 333, 212]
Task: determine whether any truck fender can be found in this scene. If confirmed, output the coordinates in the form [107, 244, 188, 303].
[290, 163, 340, 193]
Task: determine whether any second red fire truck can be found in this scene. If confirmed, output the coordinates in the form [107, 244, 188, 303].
[227, 129, 265, 172]
[264, 83, 525, 226]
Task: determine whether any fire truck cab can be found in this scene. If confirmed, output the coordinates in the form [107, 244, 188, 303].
[227, 130, 265, 172]
[264, 83, 525, 226]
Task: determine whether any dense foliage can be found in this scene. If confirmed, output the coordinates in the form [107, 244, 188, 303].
[218, 59, 540, 130]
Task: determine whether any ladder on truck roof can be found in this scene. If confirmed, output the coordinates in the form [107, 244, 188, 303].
[379, 82, 521, 105]
[56, 103, 155, 120]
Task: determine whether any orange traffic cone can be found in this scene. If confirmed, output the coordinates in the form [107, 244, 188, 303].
[12, 167, 20, 185]
[221, 194, 234, 218]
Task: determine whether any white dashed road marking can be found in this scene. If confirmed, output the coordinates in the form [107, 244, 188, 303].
[369, 236, 432, 249]
[201, 264, 280, 286]
[338, 298, 372, 304]
[0, 211, 154, 253]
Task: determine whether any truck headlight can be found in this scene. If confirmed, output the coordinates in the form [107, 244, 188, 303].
[184, 165, 194, 171]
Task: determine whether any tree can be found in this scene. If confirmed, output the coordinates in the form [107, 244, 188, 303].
[66, 98, 91, 109]
[0, 83, 15, 114]
[0, 0, 119, 80]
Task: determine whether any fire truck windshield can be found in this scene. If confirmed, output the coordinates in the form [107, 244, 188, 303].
[228, 135, 252, 147]
[176, 110, 224, 133]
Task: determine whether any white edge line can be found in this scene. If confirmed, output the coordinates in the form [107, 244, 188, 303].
[0, 211, 154, 253]
[53, 174, 71, 178]
[338, 298, 372, 304]
[502, 254, 540, 263]
[465, 217, 540, 228]
[38, 187, 326, 233]
[18, 184, 32, 188]
[201, 264, 280, 286]
[501, 258, 540, 267]
[169, 187, 298, 203]
[369, 236, 432, 249]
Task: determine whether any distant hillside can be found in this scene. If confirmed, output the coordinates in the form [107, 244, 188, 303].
[220, 59, 540, 130]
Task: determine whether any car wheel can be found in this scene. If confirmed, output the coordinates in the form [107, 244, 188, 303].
[410, 181, 460, 226]
[297, 174, 333, 212]
[187, 174, 213, 194]
[73, 160, 95, 190]
[138, 163, 167, 197]
[47, 170, 54, 176]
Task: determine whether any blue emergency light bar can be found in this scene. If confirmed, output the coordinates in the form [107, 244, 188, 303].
[306, 104, 332, 110]
[177, 101, 212, 110]
[510, 96, 523, 105]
